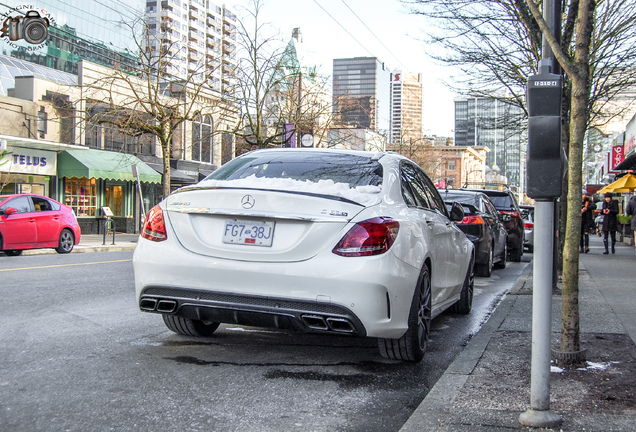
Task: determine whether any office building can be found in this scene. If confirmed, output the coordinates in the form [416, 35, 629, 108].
[0, 0, 143, 75]
[390, 71, 423, 144]
[454, 97, 525, 191]
[332, 57, 391, 136]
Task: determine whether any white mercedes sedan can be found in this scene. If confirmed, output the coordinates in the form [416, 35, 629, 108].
[134, 148, 474, 362]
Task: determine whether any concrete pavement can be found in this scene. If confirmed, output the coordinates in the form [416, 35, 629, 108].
[401, 234, 636, 431]
[11, 230, 636, 430]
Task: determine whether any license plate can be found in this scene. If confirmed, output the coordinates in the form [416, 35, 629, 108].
[222, 219, 275, 246]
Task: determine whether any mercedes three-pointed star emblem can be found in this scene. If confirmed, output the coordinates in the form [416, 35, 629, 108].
[241, 195, 255, 209]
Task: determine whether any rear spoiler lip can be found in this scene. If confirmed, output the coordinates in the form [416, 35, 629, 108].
[166, 206, 352, 223]
[173, 185, 370, 207]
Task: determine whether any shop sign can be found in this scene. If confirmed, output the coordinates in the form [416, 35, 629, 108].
[0, 146, 56, 175]
[610, 145, 624, 171]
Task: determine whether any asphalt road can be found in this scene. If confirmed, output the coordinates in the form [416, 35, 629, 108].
[0, 251, 530, 432]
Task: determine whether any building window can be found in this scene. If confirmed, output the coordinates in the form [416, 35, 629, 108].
[192, 115, 213, 163]
[64, 178, 97, 217]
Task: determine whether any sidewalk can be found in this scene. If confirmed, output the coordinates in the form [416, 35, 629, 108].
[401, 235, 636, 432]
[21, 232, 139, 255]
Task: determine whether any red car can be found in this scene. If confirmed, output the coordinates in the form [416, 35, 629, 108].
[0, 193, 81, 256]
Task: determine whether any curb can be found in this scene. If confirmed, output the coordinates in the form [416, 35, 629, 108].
[19, 242, 137, 256]
[399, 263, 533, 432]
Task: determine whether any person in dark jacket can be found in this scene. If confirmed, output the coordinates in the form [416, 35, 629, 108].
[626, 193, 636, 253]
[581, 191, 596, 253]
[601, 192, 619, 254]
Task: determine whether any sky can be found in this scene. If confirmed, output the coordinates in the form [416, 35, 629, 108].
[235, 0, 458, 137]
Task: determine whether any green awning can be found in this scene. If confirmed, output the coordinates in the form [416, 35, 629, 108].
[58, 149, 162, 184]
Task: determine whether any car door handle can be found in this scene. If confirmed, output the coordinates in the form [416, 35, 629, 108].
[426, 220, 435, 228]
[29, 218, 36, 223]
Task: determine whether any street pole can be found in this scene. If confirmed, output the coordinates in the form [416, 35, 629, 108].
[519, 199, 561, 427]
[519, 0, 563, 427]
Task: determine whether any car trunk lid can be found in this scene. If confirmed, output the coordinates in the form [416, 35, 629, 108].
[164, 186, 375, 262]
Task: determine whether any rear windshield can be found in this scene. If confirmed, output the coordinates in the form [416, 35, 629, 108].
[441, 193, 478, 206]
[445, 202, 476, 215]
[205, 152, 383, 188]
[488, 195, 515, 209]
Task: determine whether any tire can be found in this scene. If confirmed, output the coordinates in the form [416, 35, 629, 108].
[476, 244, 493, 277]
[163, 314, 220, 337]
[494, 242, 507, 269]
[55, 229, 75, 254]
[378, 265, 431, 362]
[509, 244, 523, 262]
[4, 249, 23, 256]
[450, 257, 474, 314]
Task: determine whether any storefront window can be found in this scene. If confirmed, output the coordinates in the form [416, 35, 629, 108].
[105, 184, 124, 216]
[64, 178, 97, 217]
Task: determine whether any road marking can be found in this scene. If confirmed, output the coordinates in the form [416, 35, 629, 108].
[0, 259, 132, 272]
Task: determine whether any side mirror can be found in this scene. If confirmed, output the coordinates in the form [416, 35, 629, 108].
[3, 207, 17, 217]
[449, 201, 465, 222]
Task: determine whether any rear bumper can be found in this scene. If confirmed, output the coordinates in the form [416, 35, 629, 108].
[139, 286, 366, 336]
[133, 237, 421, 339]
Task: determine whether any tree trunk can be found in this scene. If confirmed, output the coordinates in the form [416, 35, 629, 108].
[160, 131, 172, 199]
[560, 76, 586, 354]
[559, 0, 595, 360]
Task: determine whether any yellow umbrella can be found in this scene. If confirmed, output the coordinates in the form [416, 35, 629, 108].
[598, 173, 636, 194]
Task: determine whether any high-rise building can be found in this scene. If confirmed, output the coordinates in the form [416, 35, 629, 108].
[0, 0, 144, 75]
[144, 0, 237, 93]
[390, 71, 423, 144]
[454, 97, 526, 191]
[332, 57, 391, 136]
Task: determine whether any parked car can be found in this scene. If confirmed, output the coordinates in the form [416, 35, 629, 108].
[520, 205, 534, 253]
[134, 148, 475, 362]
[462, 188, 525, 262]
[440, 189, 508, 277]
[0, 193, 81, 256]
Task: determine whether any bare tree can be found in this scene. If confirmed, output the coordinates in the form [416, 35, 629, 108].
[230, 0, 339, 152]
[407, 0, 636, 366]
[80, 17, 236, 198]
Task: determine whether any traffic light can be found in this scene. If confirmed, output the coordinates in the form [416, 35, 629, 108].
[526, 71, 565, 199]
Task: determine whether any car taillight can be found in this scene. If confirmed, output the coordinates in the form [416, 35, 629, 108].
[458, 215, 484, 225]
[141, 205, 167, 242]
[332, 217, 399, 257]
[524, 222, 534, 229]
[500, 210, 520, 219]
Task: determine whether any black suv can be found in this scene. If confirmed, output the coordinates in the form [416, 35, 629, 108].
[461, 188, 525, 262]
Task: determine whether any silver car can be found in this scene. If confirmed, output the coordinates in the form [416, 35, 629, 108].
[520, 205, 534, 253]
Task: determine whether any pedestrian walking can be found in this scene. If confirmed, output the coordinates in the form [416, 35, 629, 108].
[601, 192, 619, 254]
[626, 192, 636, 254]
[581, 191, 596, 253]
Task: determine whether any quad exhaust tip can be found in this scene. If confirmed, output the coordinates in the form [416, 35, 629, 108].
[302, 314, 355, 333]
[139, 298, 158, 311]
[139, 297, 177, 313]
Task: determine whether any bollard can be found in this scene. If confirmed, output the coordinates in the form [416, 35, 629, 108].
[103, 217, 116, 245]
